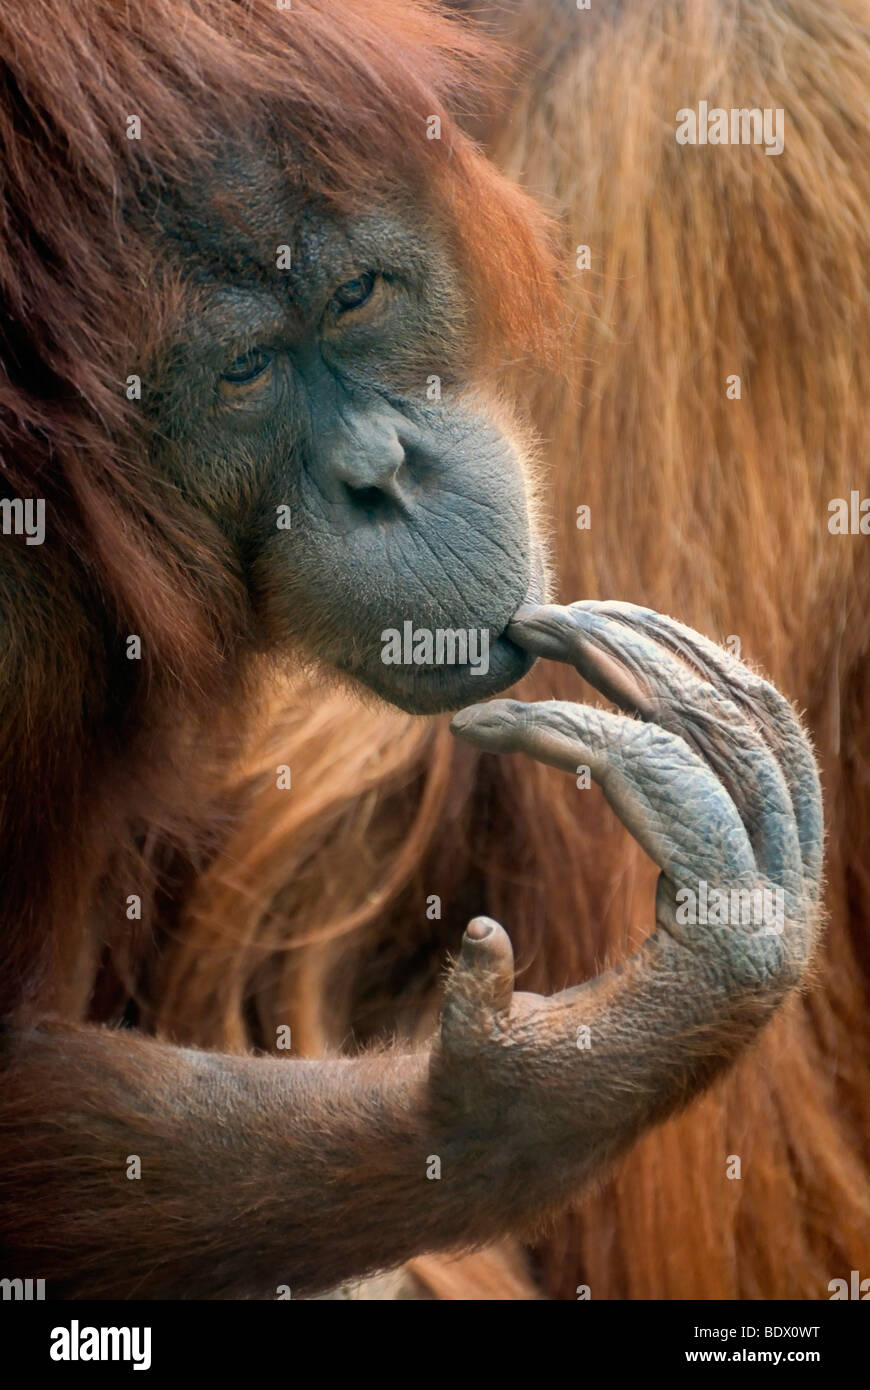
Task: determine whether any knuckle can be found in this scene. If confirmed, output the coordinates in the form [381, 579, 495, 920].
[720, 903, 816, 995]
[625, 719, 686, 761]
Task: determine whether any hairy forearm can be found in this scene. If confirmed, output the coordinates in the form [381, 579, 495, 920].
[0, 1023, 545, 1299]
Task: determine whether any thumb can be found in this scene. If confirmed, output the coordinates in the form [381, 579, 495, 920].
[441, 917, 515, 1049]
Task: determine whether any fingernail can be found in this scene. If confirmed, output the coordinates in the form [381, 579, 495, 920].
[466, 917, 495, 940]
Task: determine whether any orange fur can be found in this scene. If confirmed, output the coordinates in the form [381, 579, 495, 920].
[154, 0, 870, 1297]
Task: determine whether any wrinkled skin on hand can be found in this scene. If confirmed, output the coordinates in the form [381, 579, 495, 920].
[432, 601, 823, 1192]
[0, 601, 825, 1298]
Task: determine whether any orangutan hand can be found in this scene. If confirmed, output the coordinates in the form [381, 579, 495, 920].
[436, 601, 823, 1187]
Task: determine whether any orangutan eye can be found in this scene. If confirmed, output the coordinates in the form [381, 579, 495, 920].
[331, 271, 376, 312]
[221, 347, 273, 384]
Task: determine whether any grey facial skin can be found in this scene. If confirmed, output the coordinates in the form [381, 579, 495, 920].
[148, 160, 545, 714]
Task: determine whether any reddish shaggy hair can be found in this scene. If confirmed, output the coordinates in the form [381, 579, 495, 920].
[0, 1, 556, 1018]
[146, 0, 870, 1300]
[7, 0, 866, 1302]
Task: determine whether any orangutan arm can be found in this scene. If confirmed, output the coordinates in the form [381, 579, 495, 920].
[0, 603, 821, 1299]
[0, 1028, 455, 1299]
